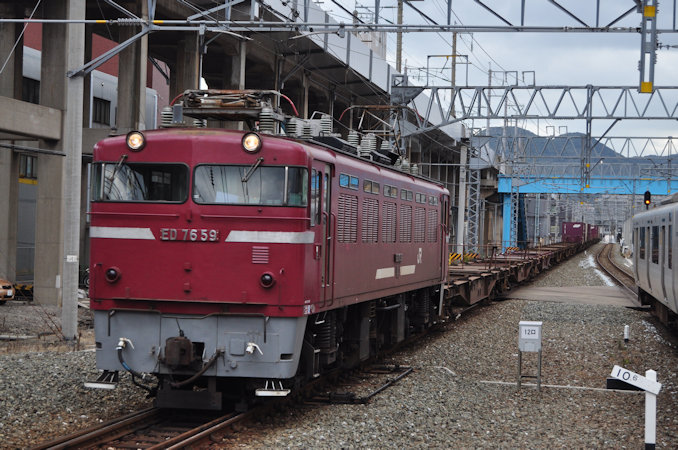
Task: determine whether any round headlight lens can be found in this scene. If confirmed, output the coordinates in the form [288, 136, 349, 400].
[242, 132, 262, 153]
[126, 131, 146, 151]
[105, 267, 120, 283]
[260, 272, 275, 288]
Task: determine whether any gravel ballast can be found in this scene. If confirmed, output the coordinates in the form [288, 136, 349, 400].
[3, 243, 678, 448]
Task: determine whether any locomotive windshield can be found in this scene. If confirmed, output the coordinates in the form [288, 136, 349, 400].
[193, 165, 308, 207]
[91, 162, 189, 202]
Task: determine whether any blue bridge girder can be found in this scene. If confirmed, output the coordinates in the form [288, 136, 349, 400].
[498, 175, 678, 195]
[498, 174, 678, 250]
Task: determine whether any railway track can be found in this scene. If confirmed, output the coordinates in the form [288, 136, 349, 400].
[30, 241, 596, 448]
[34, 361, 415, 449]
[33, 407, 251, 449]
[595, 243, 637, 298]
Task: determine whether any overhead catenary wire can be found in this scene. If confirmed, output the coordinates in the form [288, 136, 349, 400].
[0, 0, 42, 76]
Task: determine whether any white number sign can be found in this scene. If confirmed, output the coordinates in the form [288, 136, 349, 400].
[610, 365, 661, 395]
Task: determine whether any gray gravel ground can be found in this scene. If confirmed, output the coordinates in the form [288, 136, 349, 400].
[0, 303, 153, 448]
[3, 243, 678, 448]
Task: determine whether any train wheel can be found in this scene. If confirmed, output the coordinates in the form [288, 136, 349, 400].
[653, 301, 671, 327]
[637, 288, 650, 306]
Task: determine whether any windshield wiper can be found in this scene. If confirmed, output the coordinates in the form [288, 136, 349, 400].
[106, 154, 128, 197]
[241, 157, 264, 183]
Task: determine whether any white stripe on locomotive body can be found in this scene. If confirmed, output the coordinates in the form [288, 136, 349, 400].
[224, 230, 315, 244]
[375, 267, 395, 279]
[375, 265, 417, 279]
[90, 226, 156, 240]
[400, 265, 416, 275]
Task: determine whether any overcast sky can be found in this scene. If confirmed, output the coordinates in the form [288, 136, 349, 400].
[315, 0, 678, 148]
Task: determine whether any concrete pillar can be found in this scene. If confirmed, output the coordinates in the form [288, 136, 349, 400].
[220, 40, 247, 129]
[116, 2, 148, 133]
[0, 4, 20, 281]
[36, 0, 85, 341]
[226, 40, 246, 90]
[329, 88, 335, 118]
[83, 25, 93, 129]
[170, 33, 200, 100]
[302, 71, 309, 119]
[0, 3, 22, 99]
[0, 152, 18, 281]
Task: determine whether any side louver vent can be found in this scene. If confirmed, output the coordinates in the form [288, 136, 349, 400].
[252, 246, 270, 264]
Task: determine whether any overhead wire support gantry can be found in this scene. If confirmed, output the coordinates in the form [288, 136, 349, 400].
[397, 85, 678, 136]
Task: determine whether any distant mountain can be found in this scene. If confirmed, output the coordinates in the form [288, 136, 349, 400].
[473, 127, 666, 177]
[480, 127, 622, 161]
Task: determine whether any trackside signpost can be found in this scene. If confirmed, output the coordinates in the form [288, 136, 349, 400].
[610, 366, 661, 395]
[609, 365, 662, 449]
[517, 321, 542, 390]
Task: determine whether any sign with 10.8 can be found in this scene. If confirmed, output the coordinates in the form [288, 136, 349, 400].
[610, 365, 661, 395]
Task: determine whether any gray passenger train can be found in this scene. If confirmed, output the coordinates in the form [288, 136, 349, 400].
[632, 201, 678, 324]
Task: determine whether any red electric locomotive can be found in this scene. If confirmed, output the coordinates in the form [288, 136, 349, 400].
[88, 91, 450, 409]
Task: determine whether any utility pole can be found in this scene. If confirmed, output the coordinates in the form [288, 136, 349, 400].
[451, 31, 457, 117]
[451, 31, 457, 88]
[456, 143, 468, 253]
[396, 0, 403, 72]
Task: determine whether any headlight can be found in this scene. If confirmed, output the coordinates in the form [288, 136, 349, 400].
[242, 132, 262, 153]
[126, 131, 146, 151]
[105, 267, 121, 283]
[260, 272, 275, 288]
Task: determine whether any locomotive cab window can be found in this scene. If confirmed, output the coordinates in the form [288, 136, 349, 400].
[349, 176, 359, 190]
[193, 165, 308, 207]
[363, 179, 380, 195]
[91, 162, 188, 202]
[339, 173, 359, 191]
[401, 189, 413, 201]
[639, 227, 646, 260]
[383, 185, 397, 198]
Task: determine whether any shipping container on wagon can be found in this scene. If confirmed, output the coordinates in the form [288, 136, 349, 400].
[562, 221, 587, 243]
[587, 224, 599, 241]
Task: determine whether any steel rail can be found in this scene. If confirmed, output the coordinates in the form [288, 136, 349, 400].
[32, 407, 160, 449]
[33, 407, 251, 450]
[151, 411, 251, 450]
[595, 243, 638, 299]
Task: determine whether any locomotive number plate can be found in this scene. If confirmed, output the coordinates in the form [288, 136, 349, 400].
[160, 228, 220, 242]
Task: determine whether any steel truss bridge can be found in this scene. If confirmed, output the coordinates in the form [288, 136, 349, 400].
[391, 78, 678, 250]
